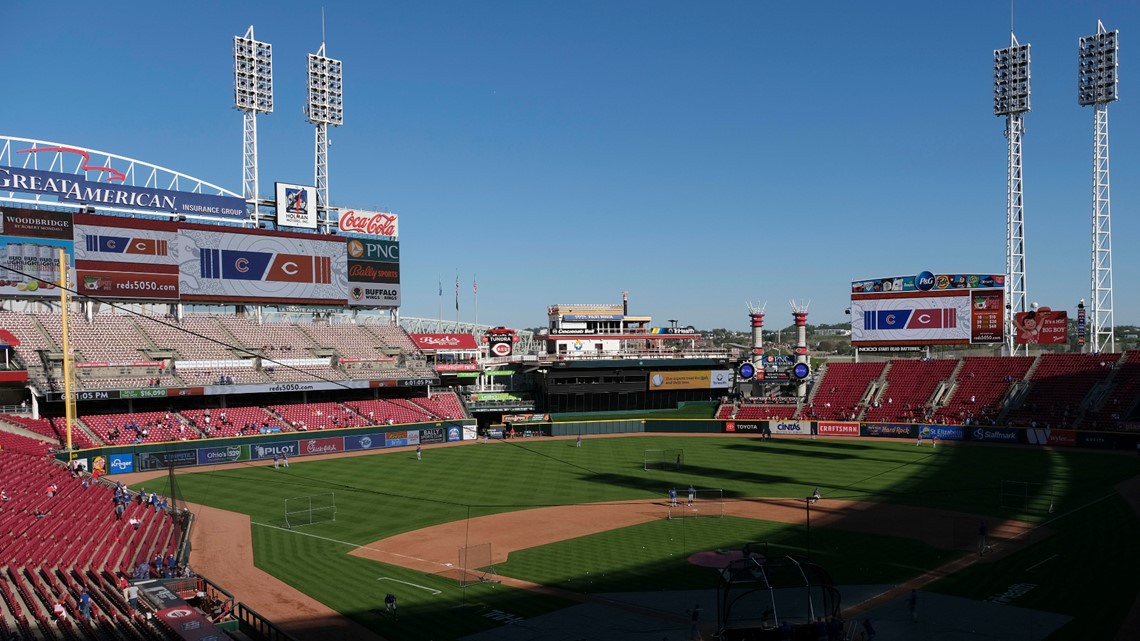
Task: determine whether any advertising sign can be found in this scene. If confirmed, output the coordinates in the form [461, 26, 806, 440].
[817, 421, 860, 436]
[487, 333, 514, 358]
[447, 426, 462, 442]
[1076, 431, 1114, 449]
[0, 209, 75, 298]
[155, 606, 227, 641]
[196, 445, 248, 465]
[0, 166, 247, 218]
[1026, 428, 1076, 447]
[969, 290, 1005, 344]
[852, 272, 1004, 293]
[410, 333, 479, 350]
[969, 427, 1023, 444]
[108, 453, 135, 474]
[138, 450, 197, 470]
[345, 238, 400, 307]
[420, 427, 446, 444]
[385, 431, 410, 448]
[73, 214, 180, 299]
[178, 227, 347, 304]
[919, 425, 965, 441]
[649, 370, 732, 391]
[769, 420, 811, 435]
[851, 291, 971, 345]
[275, 183, 317, 229]
[724, 421, 763, 433]
[344, 433, 385, 451]
[1014, 309, 1068, 345]
[301, 437, 343, 456]
[338, 209, 398, 237]
[864, 423, 916, 437]
[249, 441, 299, 460]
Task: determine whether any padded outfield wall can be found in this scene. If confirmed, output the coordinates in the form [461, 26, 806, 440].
[54, 420, 477, 474]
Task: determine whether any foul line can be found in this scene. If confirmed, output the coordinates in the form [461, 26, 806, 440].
[377, 577, 441, 595]
[251, 521, 451, 568]
[1025, 554, 1060, 572]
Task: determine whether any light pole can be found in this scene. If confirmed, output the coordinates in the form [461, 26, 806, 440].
[994, 34, 1031, 356]
[233, 26, 273, 220]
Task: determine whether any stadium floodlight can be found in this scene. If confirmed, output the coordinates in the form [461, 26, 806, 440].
[307, 43, 343, 221]
[1078, 23, 1118, 106]
[994, 34, 1031, 356]
[234, 26, 273, 219]
[1079, 21, 1119, 354]
[994, 37, 1031, 116]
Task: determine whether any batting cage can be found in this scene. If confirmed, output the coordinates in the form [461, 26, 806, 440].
[715, 545, 841, 641]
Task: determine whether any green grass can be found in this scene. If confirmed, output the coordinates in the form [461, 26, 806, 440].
[138, 436, 1140, 640]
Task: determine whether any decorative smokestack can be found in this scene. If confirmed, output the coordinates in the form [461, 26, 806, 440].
[791, 300, 811, 398]
[622, 290, 629, 316]
[746, 302, 766, 363]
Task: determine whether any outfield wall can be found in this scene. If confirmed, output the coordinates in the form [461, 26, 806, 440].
[54, 420, 477, 474]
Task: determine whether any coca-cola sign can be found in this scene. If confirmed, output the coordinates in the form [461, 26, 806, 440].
[338, 209, 399, 237]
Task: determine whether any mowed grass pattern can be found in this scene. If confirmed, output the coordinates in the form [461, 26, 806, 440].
[143, 435, 1140, 641]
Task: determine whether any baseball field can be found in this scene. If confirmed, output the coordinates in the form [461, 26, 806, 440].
[136, 435, 1140, 640]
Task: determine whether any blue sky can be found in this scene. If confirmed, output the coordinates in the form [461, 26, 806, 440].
[4, 1, 1138, 330]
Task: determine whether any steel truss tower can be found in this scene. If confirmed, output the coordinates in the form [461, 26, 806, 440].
[307, 42, 344, 231]
[994, 34, 1031, 356]
[234, 26, 273, 219]
[1079, 22, 1119, 354]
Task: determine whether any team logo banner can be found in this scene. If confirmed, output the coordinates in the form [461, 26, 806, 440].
[1014, 309, 1067, 345]
[344, 433, 386, 451]
[179, 228, 348, 304]
[275, 183, 317, 229]
[411, 334, 479, 350]
[851, 292, 972, 345]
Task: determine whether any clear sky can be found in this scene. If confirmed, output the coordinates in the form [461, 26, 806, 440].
[4, 1, 1138, 331]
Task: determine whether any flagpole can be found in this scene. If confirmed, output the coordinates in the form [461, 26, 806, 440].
[455, 269, 460, 329]
[474, 274, 478, 327]
[438, 273, 442, 324]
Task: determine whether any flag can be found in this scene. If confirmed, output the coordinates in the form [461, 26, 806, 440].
[438, 274, 442, 297]
[473, 275, 477, 295]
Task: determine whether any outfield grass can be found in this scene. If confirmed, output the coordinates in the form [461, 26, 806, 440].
[140, 436, 1140, 641]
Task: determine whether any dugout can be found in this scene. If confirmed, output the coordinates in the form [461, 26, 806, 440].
[716, 548, 841, 640]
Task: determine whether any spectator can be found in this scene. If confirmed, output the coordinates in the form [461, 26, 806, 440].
[53, 602, 67, 621]
[79, 588, 91, 620]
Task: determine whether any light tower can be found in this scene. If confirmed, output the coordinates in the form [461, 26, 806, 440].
[994, 34, 1032, 356]
[234, 26, 273, 219]
[306, 41, 344, 232]
[1078, 21, 1118, 354]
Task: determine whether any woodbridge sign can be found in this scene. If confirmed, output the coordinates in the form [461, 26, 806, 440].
[0, 167, 247, 219]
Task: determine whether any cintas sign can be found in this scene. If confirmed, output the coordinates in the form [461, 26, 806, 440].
[338, 209, 398, 237]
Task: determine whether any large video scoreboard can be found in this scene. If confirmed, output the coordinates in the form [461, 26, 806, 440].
[850, 271, 1004, 347]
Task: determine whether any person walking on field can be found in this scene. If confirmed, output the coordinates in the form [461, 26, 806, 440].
[416, 445, 422, 461]
[384, 593, 397, 619]
[670, 487, 678, 507]
[576, 434, 582, 447]
[688, 484, 696, 506]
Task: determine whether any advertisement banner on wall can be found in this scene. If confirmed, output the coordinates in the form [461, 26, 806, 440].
[969, 427, 1023, 444]
[249, 441, 299, 460]
[447, 425, 462, 442]
[346, 238, 400, 307]
[0, 208, 75, 298]
[918, 425, 965, 441]
[410, 334, 479, 350]
[138, 450, 198, 470]
[864, 423, 916, 438]
[769, 420, 811, 435]
[1014, 309, 1068, 345]
[108, 453, 135, 474]
[301, 437, 344, 456]
[178, 227, 347, 304]
[196, 445, 249, 465]
[420, 427, 446, 444]
[1026, 428, 1077, 447]
[73, 214, 181, 300]
[724, 421, 763, 433]
[487, 333, 514, 358]
[649, 370, 733, 391]
[385, 431, 410, 448]
[344, 433, 385, 451]
[338, 209, 398, 237]
[275, 183, 317, 229]
[817, 421, 860, 436]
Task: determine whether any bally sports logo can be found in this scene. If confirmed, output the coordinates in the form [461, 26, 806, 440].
[199, 249, 332, 284]
[863, 308, 957, 330]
